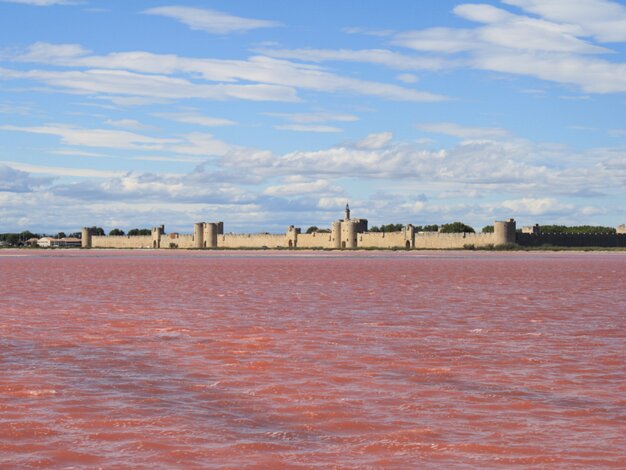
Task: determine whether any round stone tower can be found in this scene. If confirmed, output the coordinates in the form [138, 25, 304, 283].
[194, 222, 204, 249]
[345, 220, 357, 249]
[81, 227, 92, 249]
[494, 218, 516, 245]
[203, 222, 218, 248]
[331, 221, 342, 249]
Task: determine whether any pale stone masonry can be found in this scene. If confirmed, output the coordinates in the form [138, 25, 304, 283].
[81, 207, 625, 250]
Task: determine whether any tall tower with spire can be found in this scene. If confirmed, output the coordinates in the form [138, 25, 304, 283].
[344, 203, 350, 221]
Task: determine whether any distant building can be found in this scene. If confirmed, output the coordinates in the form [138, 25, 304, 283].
[25, 237, 39, 246]
[37, 237, 82, 248]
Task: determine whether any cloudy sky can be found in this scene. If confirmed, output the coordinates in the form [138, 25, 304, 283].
[1, 0, 625, 233]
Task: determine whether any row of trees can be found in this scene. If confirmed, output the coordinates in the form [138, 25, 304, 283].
[92, 227, 152, 236]
[0, 230, 84, 245]
[535, 225, 616, 234]
[0, 227, 154, 246]
[304, 222, 478, 234]
[307, 223, 618, 235]
[371, 222, 477, 233]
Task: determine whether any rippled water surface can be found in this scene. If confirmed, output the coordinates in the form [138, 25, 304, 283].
[1, 250, 624, 468]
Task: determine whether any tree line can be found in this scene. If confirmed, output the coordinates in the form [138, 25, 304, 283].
[0, 227, 153, 246]
[305, 223, 619, 235]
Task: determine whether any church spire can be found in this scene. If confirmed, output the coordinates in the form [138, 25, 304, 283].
[344, 203, 350, 221]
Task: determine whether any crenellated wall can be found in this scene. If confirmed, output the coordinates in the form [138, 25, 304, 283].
[414, 232, 497, 249]
[92, 235, 152, 249]
[160, 233, 196, 249]
[359, 230, 413, 249]
[83, 216, 625, 250]
[516, 232, 626, 247]
[297, 232, 334, 249]
[218, 233, 286, 249]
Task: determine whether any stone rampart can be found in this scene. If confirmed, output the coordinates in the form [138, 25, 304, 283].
[83, 215, 624, 250]
[359, 231, 412, 249]
[516, 233, 626, 247]
[414, 232, 497, 249]
[160, 233, 195, 249]
[219, 233, 286, 249]
[92, 235, 152, 249]
[296, 232, 334, 249]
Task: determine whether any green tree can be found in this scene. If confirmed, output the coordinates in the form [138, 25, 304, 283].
[440, 222, 475, 233]
[369, 226, 381, 232]
[380, 223, 404, 232]
[109, 228, 125, 236]
[3, 233, 20, 245]
[68, 232, 82, 238]
[56, 231, 67, 239]
[482, 225, 494, 233]
[539, 225, 616, 234]
[423, 224, 439, 232]
[128, 228, 151, 236]
[305, 226, 319, 234]
[90, 226, 105, 236]
[20, 230, 37, 240]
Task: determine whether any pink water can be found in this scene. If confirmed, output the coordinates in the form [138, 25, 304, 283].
[0, 250, 624, 468]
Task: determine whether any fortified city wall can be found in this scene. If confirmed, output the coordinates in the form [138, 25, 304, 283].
[359, 226, 415, 249]
[82, 207, 624, 250]
[91, 235, 152, 249]
[218, 233, 286, 249]
[516, 232, 626, 247]
[293, 232, 334, 249]
[413, 232, 497, 249]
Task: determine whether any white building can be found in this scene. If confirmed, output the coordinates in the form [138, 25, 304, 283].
[37, 237, 82, 248]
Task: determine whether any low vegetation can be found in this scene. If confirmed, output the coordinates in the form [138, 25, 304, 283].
[533, 225, 616, 234]
[128, 228, 152, 236]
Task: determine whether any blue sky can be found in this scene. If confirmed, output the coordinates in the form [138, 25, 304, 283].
[0, 0, 625, 233]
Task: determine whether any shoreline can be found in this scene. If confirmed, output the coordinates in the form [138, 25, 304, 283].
[2, 246, 625, 254]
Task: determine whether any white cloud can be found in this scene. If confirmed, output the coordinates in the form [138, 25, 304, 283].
[49, 149, 114, 158]
[1, 0, 79, 5]
[264, 179, 342, 197]
[167, 132, 233, 156]
[317, 197, 348, 210]
[355, 131, 394, 150]
[0, 165, 52, 192]
[503, 0, 626, 42]
[7, 43, 447, 103]
[266, 112, 359, 123]
[105, 119, 152, 131]
[417, 122, 510, 140]
[1, 66, 299, 103]
[500, 197, 574, 215]
[397, 73, 418, 83]
[0, 161, 124, 178]
[454, 4, 515, 24]
[0, 124, 179, 150]
[257, 47, 448, 71]
[275, 124, 342, 133]
[341, 26, 394, 37]
[1, 128, 624, 231]
[391, 2, 626, 94]
[143, 6, 280, 34]
[155, 113, 236, 127]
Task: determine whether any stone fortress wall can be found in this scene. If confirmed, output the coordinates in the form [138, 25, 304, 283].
[82, 207, 624, 250]
[90, 235, 152, 249]
[516, 229, 626, 248]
